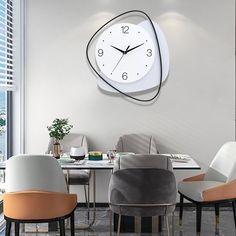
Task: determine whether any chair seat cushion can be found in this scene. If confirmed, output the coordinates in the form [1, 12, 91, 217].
[178, 181, 224, 202]
[67, 170, 91, 185]
[4, 191, 77, 220]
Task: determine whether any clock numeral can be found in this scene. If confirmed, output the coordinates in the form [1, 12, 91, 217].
[121, 26, 129, 34]
[122, 72, 128, 80]
[98, 49, 104, 57]
[146, 49, 152, 57]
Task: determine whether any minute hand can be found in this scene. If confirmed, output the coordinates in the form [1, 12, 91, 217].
[125, 43, 144, 54]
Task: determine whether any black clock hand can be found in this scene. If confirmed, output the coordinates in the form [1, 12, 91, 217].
[126, 43, 144, 54]
[111, 46, 130, 73]
[110, 45, 126, 54]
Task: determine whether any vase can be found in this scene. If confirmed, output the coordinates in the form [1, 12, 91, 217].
[53, 142, 61, 159]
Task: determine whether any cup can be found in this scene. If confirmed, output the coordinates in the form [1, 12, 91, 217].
[70, 146, 85, 160]
[107, 150, 117, 164]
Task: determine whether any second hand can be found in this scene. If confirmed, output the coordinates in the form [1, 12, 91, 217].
[111, 46, 130, 74]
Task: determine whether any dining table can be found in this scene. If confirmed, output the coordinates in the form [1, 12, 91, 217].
[0, 153, 200, 231]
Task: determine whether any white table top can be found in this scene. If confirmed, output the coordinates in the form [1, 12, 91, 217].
[0, 154, 201, 170]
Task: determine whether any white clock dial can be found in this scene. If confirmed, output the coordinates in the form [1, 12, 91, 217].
[95, 23, 155, 83]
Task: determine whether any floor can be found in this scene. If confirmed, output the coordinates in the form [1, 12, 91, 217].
[0, 207, 235, 236]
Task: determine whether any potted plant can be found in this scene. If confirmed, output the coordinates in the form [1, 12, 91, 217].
[47, 118, 73, 159]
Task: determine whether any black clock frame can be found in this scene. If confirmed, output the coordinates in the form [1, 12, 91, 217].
[86, 10, 164, 103]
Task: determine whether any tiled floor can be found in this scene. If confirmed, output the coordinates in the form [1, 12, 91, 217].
[1, 207, 235, 235]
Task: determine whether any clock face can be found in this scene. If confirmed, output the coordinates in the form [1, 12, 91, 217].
[95, 23, 156, 83]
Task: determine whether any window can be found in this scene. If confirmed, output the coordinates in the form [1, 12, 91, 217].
[0, 0, 14, 161]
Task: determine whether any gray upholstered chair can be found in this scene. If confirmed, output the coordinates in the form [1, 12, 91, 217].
[110, 154, 176, 236]
[47, 133, 91, 219]
[116, 133, 159, 154]
[4, 154, 77, 236]
[178, 141, 236, 235]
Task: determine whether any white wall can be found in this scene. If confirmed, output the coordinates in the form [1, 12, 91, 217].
[24, 0, 235, 202]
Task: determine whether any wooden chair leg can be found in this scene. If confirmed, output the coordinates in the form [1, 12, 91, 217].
[232, 200, 236, 228]
[214, 203, 220, 233]
[5, 220, 11, 236]
[179, 193, 184, 226]
[196, 203, 202, 235]
[59, 219, 65, 236]
[15, 222, 20, 236]
[70, 212, 75, 236]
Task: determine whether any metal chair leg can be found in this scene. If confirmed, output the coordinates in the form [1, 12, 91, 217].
[59, 219, 65, 236]
[109, 209, 112, 236]
[196, 203, 202, 235]
[215, 203, 220, 233]
[87, 182, 90, 221]
[5, 220, 11, 236]
[84, 184, 88, 204]
[232, 200, 236, 228]
[165, 215, 170, 236]
[172, 212, 175, 236]
[158, 215, 162, 232]
[15, 222, 20, 236]
[70, 211, 75, 236]
[84, 183, 90, 221]
[179, 193, 184, 226]
[134, 216, 141, 233]
[117, 213, 121, 236]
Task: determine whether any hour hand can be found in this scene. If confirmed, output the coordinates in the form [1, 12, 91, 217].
[110, 45, 126, 54]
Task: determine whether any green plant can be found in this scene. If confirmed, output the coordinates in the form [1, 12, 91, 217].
[47, 118, 73, 143]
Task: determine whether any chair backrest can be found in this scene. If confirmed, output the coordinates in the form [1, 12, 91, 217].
[113, 154, 173, 172]
[116, 133, 159, 154]
[108, 168, 176, 217]
[47, 133, 88, 154]
[204, 142, 236, 183]
[5, 154, 67, 193]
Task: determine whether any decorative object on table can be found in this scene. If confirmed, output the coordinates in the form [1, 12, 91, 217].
[70, 146, 85, 160]
[47, 118, 73, 159]
[107, 150, 117, 164]
[88, 151, 103, 161]
[86, 10, 169, 103]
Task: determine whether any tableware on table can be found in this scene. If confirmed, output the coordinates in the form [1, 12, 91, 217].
[70, 146, 85, 160]
[88, 151, 103, 160]
[58, 158, 75, 163]
[116, 152, 135, 158]
[107, 150, 117, 164]
[169, 154, 190, 162]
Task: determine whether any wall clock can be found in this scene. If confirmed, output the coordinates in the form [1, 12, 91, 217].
[95, 23, 156, 84]
[86, 10, 169, 102]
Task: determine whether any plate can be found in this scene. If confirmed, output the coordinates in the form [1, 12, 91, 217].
[116, 152, 135, 157]
[58, 158, 75, 163]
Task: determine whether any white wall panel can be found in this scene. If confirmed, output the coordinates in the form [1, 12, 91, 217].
[25, 0, 235, 202]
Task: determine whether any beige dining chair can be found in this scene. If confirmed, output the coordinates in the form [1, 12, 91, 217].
[116, 133, 159, 154]
[4, 154, 77, 236]
[47, 133, 91, 220]
[178, 141, 236, 235]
